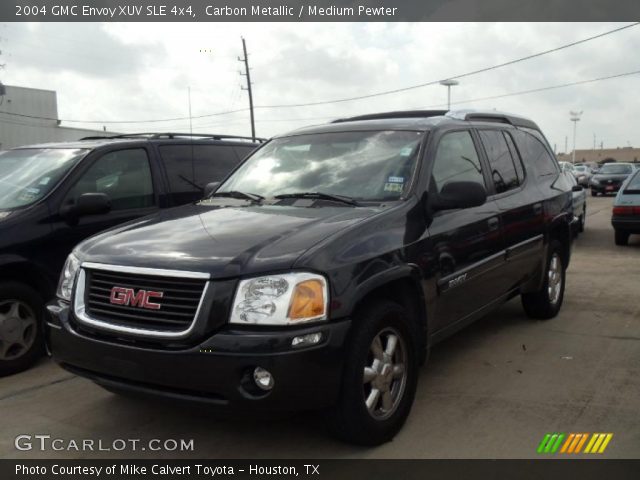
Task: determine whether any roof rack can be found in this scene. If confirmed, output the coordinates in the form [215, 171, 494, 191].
[446, 110, 539, 130]
[331, 110, 448, 123]
[79, 133, 267, 142]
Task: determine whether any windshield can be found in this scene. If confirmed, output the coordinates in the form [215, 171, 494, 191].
[624, 171, 640, 192]
[599, 164, 633, 175]
[574, 166, 587, 172]
[218, 130, 425, 202]
[0, 148, 87, 209]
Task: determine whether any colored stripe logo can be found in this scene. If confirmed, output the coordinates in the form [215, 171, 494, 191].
[537, 433, 613, 454]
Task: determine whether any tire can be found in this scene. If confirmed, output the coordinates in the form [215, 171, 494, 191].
[615, 230, 629, 246]
[522, 241, 566, 320]
[590, 190, 598, 197]
[0, 282, 45, 377]
[328, 300, 420, 445]
[578, 208, 586, 233]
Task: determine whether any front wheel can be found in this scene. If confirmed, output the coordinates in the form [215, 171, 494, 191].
[578, 208, 586, 233]
[522, 241, 566, 320]
[0, 282, 45, 377]
[328, 300, 419, 445]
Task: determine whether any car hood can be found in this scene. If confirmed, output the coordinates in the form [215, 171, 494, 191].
[593, 173, 630, 181]
[76, 200, 383, 278]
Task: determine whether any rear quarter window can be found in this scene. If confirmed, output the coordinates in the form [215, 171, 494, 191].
[512, 130, 558, 177]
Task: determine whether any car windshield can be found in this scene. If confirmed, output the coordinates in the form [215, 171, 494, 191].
[599, 164, 632, 175]
[624, 172, 640, 192]
[574, 166, 587, 172]
[218, 130, 425, 202]
[0, 148, 88, 210]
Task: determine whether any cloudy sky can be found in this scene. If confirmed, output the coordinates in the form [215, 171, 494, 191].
[2, 22, 639, 152]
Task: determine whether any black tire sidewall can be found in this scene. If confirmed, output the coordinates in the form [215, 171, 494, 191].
[0, 282, 45, 376]
[331, 300, 420, 445]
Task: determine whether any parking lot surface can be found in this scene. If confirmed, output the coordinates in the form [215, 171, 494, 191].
[1, 195, 638, 459]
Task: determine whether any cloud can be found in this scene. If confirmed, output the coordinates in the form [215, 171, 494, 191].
[2, 22, 639, 150]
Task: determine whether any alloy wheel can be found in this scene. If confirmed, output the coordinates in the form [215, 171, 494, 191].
[0, 300, 37, 360]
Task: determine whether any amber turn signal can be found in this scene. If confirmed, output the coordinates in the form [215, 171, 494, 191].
[287, 279, 326, 320]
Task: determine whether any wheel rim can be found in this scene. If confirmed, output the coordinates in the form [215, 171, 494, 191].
[547, 254, 563, 305]
[362, 327, 408, 420]
[0, 300, 37, 360]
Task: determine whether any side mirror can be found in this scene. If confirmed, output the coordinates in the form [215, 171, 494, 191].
[60, 193, 111, 222]
[572, 185, 583, 192]
[432, 181, 487, 211]
[203, 181, 220, 198]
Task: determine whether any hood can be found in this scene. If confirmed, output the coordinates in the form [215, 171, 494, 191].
[76, 200, 383, 278]
[593, 173, 631, 181]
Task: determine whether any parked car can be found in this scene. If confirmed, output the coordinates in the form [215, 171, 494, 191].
[0, 133, 262, 376]
[561, 170, 587, 234]
[589, 162, 635, 196]
[572, 165, 591, 187]
[47, 110, 573, 445]
[612, 169, 640, 245]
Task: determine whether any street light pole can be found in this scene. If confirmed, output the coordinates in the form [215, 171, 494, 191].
[570, 111, 583, 164]
[439, 79, 459, 110]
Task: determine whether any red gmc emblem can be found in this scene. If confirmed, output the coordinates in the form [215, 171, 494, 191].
[109, 287, 163, 310]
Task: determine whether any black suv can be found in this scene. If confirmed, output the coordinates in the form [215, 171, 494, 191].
[0, 133, 261, 376]
[47, 111, 573, 445]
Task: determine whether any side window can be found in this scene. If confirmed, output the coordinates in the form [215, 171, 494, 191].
[503, 132, 525, 182]
[479, 130, 520, 194]
[233, 145, 258, 162]
[431, 130, 485, 193]
[158, 145, 199, 205]
[192, 145, 241, 185]
[67, 149, 154, 211]
[513, 130, 558, 177]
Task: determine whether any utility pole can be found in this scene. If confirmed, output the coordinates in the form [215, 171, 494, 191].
[570, 111, 583, 164]
[238, 37, 255, 141]
[564, 136, 568, 154]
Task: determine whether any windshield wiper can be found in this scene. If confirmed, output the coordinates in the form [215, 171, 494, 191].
[211, 191, 264, 202]
[274, 192, 359, 206]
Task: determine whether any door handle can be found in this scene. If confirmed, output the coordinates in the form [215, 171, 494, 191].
[487, 217, 500, 231]
[533, 203, 543, 215]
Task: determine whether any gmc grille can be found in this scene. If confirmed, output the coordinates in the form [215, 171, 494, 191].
[84, 269, 207, 332]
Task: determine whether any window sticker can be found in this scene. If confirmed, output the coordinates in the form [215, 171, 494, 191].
[388, 176, 404, 183]
[39, 177, 51, 185]
[400, 146, 413, 156]
[383, 182, 404, 193]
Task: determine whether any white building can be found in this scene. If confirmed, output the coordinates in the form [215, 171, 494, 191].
[0, 85, 117, 149]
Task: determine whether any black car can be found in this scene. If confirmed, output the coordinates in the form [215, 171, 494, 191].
[47, 111, 573, 445]
[0, 133, 261, 376]
[589, 162, 635, 196]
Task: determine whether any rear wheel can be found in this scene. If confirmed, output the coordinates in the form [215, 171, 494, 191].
[0, 282, 45, 377]
[614, 230, 629, 246]
[522, 241, 565, 320]
[328, 300, 419, 445]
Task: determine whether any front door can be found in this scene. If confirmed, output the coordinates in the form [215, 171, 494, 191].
[425, 130, 506, 333]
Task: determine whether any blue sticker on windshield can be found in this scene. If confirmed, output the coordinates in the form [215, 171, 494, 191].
[388, 176, 404, 183]
[400, 147, 413, 156]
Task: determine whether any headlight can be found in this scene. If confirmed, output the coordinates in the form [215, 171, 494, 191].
[230, 272, 328, 325]
[56, 254, 80, 301]
[591, 178, 600, 185]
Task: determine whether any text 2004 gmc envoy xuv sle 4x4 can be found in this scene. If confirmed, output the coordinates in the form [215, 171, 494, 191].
[47, 110, 574, 445]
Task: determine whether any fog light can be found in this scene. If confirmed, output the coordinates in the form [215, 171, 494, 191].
[291, 332, 323, 348]
[253, 367, 274, 391]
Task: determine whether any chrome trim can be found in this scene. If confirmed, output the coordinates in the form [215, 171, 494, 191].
[81, 262, 211, 280]
[73, 268, 210, 339]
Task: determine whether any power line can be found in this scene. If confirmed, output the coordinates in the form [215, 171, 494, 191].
[1, 22, 638, 125]
[423, 69, 640, 109]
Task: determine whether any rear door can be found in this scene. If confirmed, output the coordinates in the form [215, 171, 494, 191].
[426, 129, 506, 334]
[158, 144, 249, 206]
[477, 128, 545, 292]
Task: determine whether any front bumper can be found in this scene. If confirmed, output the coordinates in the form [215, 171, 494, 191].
[590, 182, 621, 194]
[46, 301, 350, 410]
[612, 216, 640, 234]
